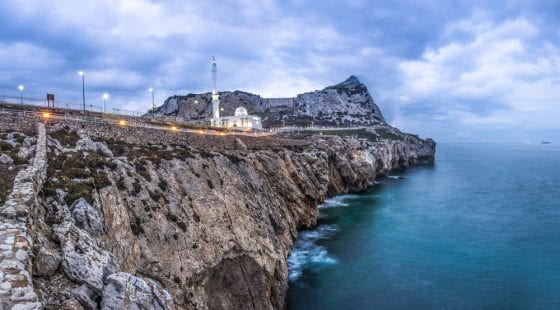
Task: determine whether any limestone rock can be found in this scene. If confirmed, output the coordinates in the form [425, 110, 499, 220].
[71, 285, 98, 310]
[233, 138, 247, 150]
[58, 299, 84, 310]
[32, 246, 61, 277]
[17, 146, 30, 159]
[70, 198, 104, 237]
[53, 221, 117, 293]
[76, 136, 113, 157]
[0, 153, 13, 165]
[155, 76, 385, 127]
[100, 272, 174, 310]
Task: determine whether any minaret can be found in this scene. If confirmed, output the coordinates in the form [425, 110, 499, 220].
[211, 56, 220, 125]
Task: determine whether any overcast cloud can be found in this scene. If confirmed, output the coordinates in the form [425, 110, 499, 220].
[1, 0, 559, 142]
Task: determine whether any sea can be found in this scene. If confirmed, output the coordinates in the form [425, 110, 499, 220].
[287, 143, 560, 309]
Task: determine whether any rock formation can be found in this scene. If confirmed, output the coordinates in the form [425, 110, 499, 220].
[155, 76, 384, 127]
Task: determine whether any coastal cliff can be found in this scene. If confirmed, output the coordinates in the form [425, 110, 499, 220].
[0, 117, 435, 309]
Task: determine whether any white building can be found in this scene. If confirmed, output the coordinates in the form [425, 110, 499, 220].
[209, 57, 262, 130]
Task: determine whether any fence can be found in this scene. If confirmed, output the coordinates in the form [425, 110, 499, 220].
[0, 95, 150, 118]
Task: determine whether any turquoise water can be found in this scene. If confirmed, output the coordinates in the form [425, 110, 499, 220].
[287, 143, 560, 309]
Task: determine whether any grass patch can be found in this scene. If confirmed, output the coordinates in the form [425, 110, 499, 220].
[375, 128, 403, 141]
[316, 128, 379, 142]
[0, 166, 19, 206]
[50, 128, 80, 147]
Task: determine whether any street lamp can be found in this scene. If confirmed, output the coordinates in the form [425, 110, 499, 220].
[18, 85, 24, 105]
[78, 71, 85, 115]
[102, 93, 109, 113]
[148, 88, 155, 119]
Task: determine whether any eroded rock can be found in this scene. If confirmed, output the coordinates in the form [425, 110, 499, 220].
[52, 221, 117, 293]
[100, 272, 173, 310]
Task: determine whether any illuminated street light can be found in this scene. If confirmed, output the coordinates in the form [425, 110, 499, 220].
[18, 85, 24, 105]
[148, 88, 155, 119]
[102, 93, 109, 113]
[78, 71, 86, 115]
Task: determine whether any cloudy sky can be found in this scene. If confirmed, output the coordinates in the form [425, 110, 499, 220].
[1, 0, 559, 142]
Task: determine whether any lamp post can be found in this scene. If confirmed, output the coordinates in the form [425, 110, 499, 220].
[102, 93, 109, 114]
[78, 71, 85, 115]
[18, 85, 24, 105]
[148, 88, 155, 119]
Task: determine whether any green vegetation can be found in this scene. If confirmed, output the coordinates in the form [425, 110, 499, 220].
[0, 141, 13, 151]
[44, 152, 115, 206]
[158, 179, 168, 191]
[130, 217, 145, 235]
[375, 128, 403, 141]
[0, 166, 19, 206]
[49, 128, 80, 147]
[316, 128, 379, 142]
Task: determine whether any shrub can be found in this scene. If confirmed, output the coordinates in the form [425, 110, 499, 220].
[158, 179, 168, 191]
[0, 141, 13, 151]
[130, 217, 144, 235]
[93, 170, 111, 188]
[116, 177, 126, 191]
[149, 190, 161, 202]
[134, 161, 152, 181]
[64, 183, 93, 206]
[50, 129, 79, 147]
[131, 180, 141, 196]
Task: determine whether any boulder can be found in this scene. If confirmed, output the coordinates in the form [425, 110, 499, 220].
[100, 272, 174, 310]
[71, 198, 104, 236]
[53, 221, 117, 293]
[32, 246, 61, 276]
[71, 285, 98, 310]
[0, 153, 13, 165]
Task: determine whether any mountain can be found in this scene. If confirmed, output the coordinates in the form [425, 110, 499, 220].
[155, 76, 385, 127]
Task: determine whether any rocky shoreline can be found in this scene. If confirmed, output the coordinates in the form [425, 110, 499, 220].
[0, 116, 435, 309]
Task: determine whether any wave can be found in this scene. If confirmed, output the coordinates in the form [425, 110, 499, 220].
[318, 194, 360, 209]
[288, 225, 338, 281]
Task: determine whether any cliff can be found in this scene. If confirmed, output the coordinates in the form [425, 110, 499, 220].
[155, 76, 385, 127]
[0, 115, 435, 309]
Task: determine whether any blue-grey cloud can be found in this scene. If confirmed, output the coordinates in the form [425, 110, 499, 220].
[0, 0, 559, 142]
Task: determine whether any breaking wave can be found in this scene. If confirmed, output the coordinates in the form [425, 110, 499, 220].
[318, 195, 360, 209]
[288, 225, 338, 281]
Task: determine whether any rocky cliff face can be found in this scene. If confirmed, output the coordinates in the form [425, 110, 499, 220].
[156, 76, 385, 127]
[12, 122, 434, 309]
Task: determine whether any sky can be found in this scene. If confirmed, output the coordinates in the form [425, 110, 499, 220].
[1, 0, 559, 142]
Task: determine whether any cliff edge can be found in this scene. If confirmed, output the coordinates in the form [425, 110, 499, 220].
[0, 119, 432, 309]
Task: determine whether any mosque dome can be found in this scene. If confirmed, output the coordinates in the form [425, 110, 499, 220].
[234, 107, 248, 116]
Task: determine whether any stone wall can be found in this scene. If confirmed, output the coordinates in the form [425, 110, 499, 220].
[0, 123, 46, 309]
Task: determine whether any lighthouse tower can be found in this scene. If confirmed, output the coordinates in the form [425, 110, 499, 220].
[211, 56, 220, 126]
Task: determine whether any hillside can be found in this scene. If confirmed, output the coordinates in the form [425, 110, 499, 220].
[155, 76, 385, 127]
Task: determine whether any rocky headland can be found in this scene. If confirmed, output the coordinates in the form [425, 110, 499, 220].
[0, 77, 435, 309]
[156, 76, 384, 127]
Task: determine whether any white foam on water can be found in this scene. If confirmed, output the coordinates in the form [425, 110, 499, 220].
[288, 225, 338, 281]
[318, 194, 360, 209]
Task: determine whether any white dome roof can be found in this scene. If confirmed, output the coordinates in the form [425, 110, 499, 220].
[234, 107, 248, 116]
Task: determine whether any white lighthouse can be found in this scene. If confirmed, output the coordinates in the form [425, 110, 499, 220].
[211, 56, 220, 126]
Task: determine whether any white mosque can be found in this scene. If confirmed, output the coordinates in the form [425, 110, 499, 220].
[209, 57, 262, 130]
